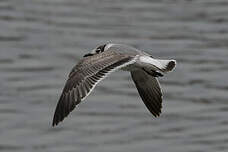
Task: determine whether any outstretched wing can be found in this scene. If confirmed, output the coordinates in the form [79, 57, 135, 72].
[131, 69, 162, 117]
[52, 51, 135, 126]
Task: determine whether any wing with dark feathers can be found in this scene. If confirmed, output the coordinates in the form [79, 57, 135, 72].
[52, 51, 134, 126]
[131, 69, 162, 117]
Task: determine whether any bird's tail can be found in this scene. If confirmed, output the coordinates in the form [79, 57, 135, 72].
[139, 56, 176, 73]
[153, 59, 176, 73]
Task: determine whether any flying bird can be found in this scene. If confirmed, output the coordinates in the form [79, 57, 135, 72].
[52, 43, 176, 126]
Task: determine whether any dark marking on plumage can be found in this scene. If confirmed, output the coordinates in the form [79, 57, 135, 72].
[151, 71, 164, 77]
[83, 44, 107, 57]
[95, 44, 106, 53]
[142, 68, 163, 77]
[83, 53, 94, 57]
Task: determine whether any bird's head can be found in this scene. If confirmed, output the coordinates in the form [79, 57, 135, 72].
[83, 44, 107, 57]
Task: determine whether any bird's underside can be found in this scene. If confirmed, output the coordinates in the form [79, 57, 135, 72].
[52, 44, 176, 127]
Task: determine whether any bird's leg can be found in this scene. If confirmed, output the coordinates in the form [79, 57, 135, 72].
[151, 71, 164, 77]
[142, 68, 163, 77]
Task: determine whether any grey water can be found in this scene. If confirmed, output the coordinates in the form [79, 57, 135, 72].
[1, 0, 228, 152]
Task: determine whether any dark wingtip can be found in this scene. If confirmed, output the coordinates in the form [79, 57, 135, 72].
[148, 106, 161, 118]
[52, 111, 65, 127]
[52, 92, 78, 127]
[52, 120, 60, 127]
[52, 122, 56, 127]
[52, 94, 66, 127]
[52, 115, 58, 127]
[52, 110, 60, 127]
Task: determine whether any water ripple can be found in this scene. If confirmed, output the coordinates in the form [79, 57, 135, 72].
[1, 0, 228, 152]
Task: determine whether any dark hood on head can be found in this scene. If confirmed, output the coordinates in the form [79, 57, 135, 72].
[83, 44, 107, 57]
[95, 44, 106, 53]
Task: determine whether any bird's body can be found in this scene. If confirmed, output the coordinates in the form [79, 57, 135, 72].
[52, 43, 176, 126]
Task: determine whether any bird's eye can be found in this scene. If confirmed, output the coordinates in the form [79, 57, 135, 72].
[96, 48, 101, 53]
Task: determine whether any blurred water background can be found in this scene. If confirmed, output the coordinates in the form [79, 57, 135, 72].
[1, 0, 228, 152]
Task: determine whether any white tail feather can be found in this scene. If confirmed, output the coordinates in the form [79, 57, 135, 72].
[139, 56, 176, 73]
[155, 59, 176, 72]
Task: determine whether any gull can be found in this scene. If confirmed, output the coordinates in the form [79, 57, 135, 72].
[52, 43, 176, 126]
